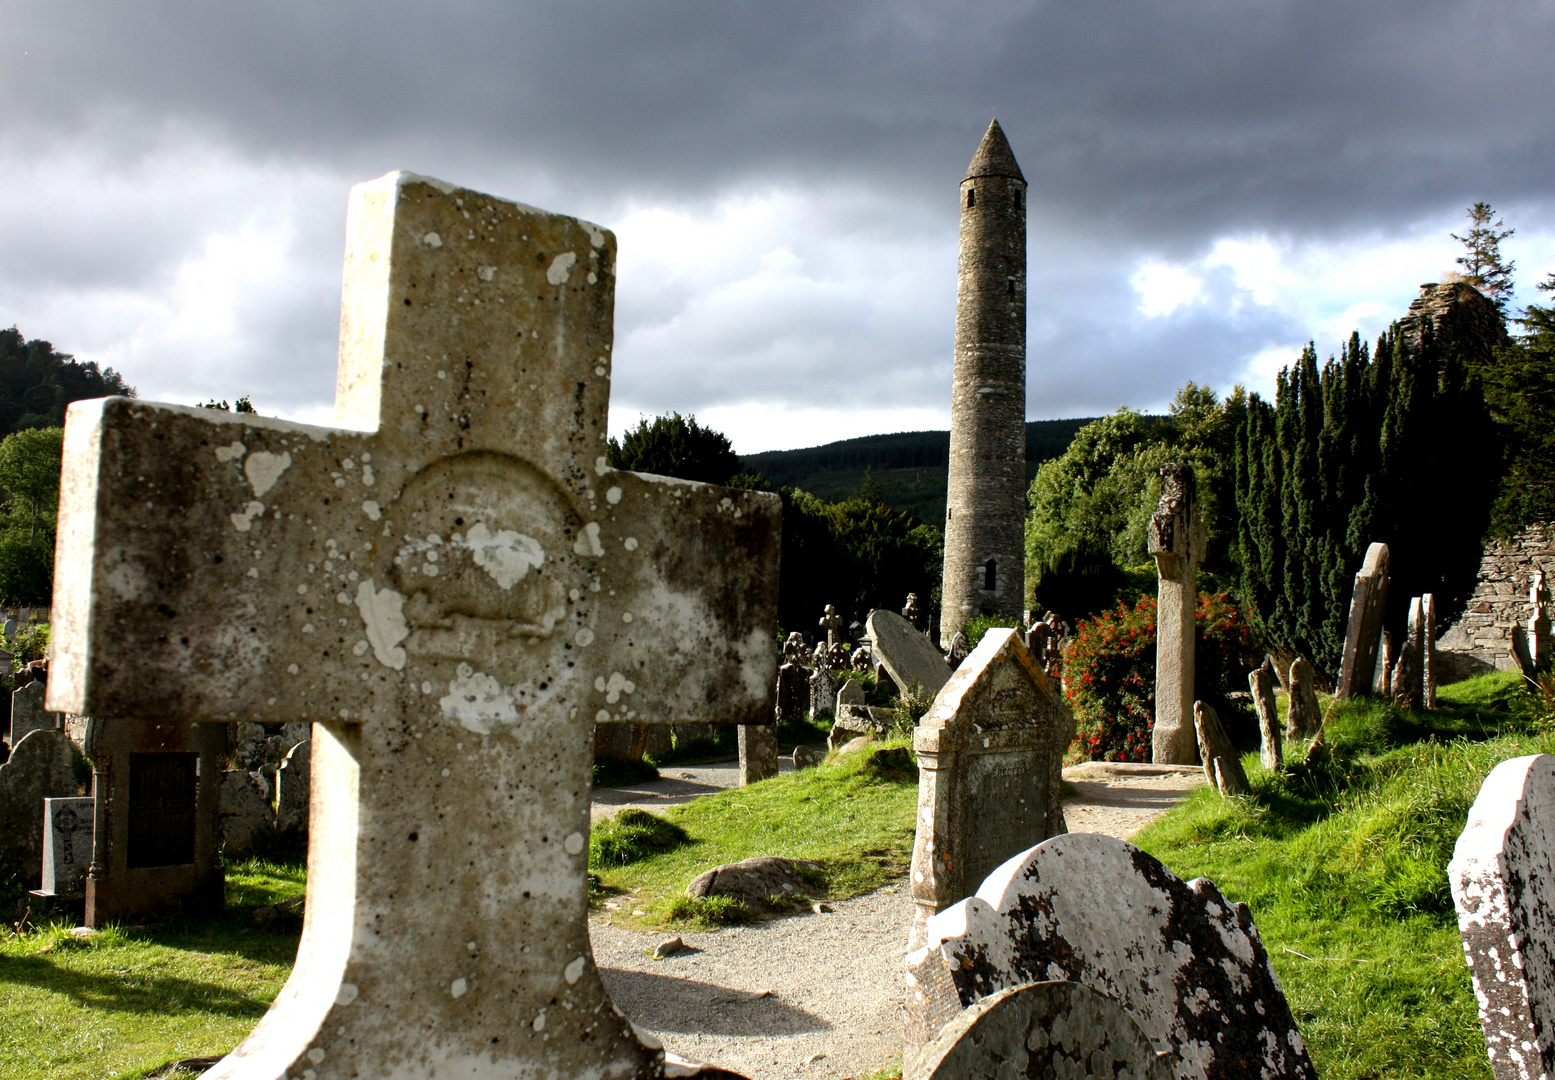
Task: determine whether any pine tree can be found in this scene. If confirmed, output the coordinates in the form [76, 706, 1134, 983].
[1452, 202, 1517, 314]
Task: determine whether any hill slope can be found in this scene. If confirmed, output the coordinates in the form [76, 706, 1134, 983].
[741, 418, 1099, 524]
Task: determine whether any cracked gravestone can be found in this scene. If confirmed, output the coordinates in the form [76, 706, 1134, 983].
[904, 832, 1316, 1080]
[48, 172, 778, 1080]
[1449, 753, 1555, 1080]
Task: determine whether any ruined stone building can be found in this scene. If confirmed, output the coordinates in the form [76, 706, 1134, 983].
[940, 120, 1028, 646]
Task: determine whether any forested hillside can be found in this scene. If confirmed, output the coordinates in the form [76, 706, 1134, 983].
[741, 417, 1108, 524]
[0, 327, 135, 435]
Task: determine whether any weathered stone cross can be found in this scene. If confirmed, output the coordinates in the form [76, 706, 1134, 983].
[49, 173, 779, 1079]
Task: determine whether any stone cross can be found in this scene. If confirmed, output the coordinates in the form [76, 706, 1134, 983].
[1338, 542, 1390, 698]
[819, 603, 844, 646]
[48, 173, 779, 1080]
[1147, 462, 1205, 764]
[1450, 753, 1555, 1080]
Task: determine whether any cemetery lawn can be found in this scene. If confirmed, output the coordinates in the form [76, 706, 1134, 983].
[0, 858, 304, 1080]
[1133, 669, 1533, 1080]
[591, 741, 919, 928]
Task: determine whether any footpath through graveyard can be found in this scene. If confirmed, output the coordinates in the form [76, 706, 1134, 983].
[589, 760, 1205, 1079]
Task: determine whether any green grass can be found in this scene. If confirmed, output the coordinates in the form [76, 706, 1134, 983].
[0, 858, 304, 1080]
[1133, 670, 1546, 1080]
[590, 740, 918, 929]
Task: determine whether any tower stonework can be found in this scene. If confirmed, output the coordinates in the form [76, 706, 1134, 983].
[941, 119, 1027, 647]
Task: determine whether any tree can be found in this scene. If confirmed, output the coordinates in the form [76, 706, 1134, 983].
[606, 412, 741, 485]
[1485, 274, 1555, 532]
[0, 327, 134, 435]
[202, 396, 257, 413]
[1452, 202, 1517, 314]
[0, 427, 64, 547]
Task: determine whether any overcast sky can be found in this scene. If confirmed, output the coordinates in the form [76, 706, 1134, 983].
[2, 1, 1552, 453]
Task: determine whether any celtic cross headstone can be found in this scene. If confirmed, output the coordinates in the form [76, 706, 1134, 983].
[49, 172, 777, 1079]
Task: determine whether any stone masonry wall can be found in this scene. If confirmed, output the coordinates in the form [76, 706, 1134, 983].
[1438, 524, 1555, 681]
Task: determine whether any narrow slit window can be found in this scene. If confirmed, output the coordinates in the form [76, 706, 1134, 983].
[984, 559, 997, 590]
[1015, 189, 1023, 209]
[1007, 278, 1016, 296]
[966, 189, 976, 208]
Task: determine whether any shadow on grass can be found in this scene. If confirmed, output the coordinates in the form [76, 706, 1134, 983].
[0, 952, 272, 1019]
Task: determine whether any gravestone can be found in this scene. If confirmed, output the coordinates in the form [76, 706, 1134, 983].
[1449, 753, 1555, 1080]
[1338, 542, 1390, 698]
[946, 631, 970, 670]
[82, 718, 227, 926]
[905, 832, 1317, 1080]
[902, 592, 925, 632]
[774, 662, 808, 725]
[907, 629, 1072, 950]
[1287, 656, 1322, 738]
[36, 796, 95, 900]
[9, 679, 62, 745]
[781, 631, 809, 666]
[837, 678, 865, 711]
[1249, 667, 1281, 772]
[819, 603, 844, 646]
[1194, 701, 1248, 797]
[48, 172, 778, 1080]
[275, 738, 311, 835]
[809, 655, 838, 721]
[1423, 592, 1438, 708]
[1375, 630, 1395, 697]
[1392, 596, 1427, 708]
[916, 980, 1171, 1080]
[1531, 571, 1552, 673]
[221, 770, 276, 854]
[737, 724, 778, 786]
[1023, 619, 1052, 668]
[868, 609, 951, 699]
[0, 730, 77, 887]
[1148, 463, 1206, 765]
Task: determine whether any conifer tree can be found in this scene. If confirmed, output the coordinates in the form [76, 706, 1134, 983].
[1452, 202, 1517, 314]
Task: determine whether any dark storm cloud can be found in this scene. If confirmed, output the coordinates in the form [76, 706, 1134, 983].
[6, 1, 1552, 236]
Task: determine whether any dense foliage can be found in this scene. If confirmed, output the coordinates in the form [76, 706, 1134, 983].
[606, 411, 741, 485]
[0, 327, 134, 436]
[1232, 323, 1500, 679]
[1062, 593, 1259, 761]
[0, 427, 64, 605]
[1486, 291, 1555, 533]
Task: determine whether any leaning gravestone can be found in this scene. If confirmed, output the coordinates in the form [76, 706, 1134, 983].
[916, 980, 1171, 1080]
[869, 609, 951, 700]
[907, 629, 1072, 951]
[48, 172, 777, 1080]
[35, 796, 95, 901]
[1194, 701, 1248, 797]
[0, 730, 77, 888]
[9, 679, 62, 745]
[1149, 463, 1206, 765]
[83, 717, 226, 926]
[905, 832, 1317, 1080]
[1449, 753, 1555, 1080]
[1286, 656, 1322, 738]
[1249, 667, 1281, 772]
[274, 737, 311, 835]
[1338, 542, 1390, 698]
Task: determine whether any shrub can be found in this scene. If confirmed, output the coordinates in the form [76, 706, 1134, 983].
[962, 614, 1020, 651]
[589, 809, 691, 868]
[1063, 593, 1262, 761]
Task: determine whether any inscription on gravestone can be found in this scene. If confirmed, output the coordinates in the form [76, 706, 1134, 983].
[37, 796, 95, 899]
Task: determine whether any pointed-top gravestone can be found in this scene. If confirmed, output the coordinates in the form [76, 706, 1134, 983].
[868, 609, 950, 699]
[1450, 754, 1555, 1080]
[49, 173, 778, 1080]
[907, 629, 1071, 951]
[1338, 542, 1390, 698]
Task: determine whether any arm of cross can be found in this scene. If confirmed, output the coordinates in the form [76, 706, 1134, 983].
[49, 172, 779, 730]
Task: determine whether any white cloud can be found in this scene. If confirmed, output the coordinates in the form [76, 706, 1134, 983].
[1131, 261, 1204, 317]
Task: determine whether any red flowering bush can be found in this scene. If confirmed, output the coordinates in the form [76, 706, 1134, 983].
[1061, 592, 1260, 762]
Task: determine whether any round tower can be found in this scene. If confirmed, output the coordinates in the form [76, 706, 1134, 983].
[940, 119, 1027, 647]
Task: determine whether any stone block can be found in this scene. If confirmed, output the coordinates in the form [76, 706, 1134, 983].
[905, 832, 1316, 1080]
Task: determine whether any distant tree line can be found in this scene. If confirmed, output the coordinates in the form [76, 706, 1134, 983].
[0, 326, 134, 436]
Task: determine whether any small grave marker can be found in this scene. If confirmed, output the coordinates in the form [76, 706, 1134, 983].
[1287, 656, 1322, 738]
[36, 796, 94, 900]
[49, 173, 778, 1078]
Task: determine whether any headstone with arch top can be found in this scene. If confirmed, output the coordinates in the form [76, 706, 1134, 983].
[48, 172, 778, 1080]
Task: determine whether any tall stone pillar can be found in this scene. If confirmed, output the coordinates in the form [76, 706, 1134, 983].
[1338, 543, 1390, 698]
[940, 119, 1027, 646]
[1149, 463, 1205, 765]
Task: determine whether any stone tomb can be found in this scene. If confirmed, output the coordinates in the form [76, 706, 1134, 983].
[48, 173, 778, 1080]
[1449, 753, 1555, 1080]
[905, 832, 1316, 1080]
[870, 608, 950, 699]
[1148, 463, 1206, 764]
[83, 718, 227, 926]
[907, 628, 1072, 951]
[1338, 542, 1390, 698]
[0, 729, 78, 887]
[35, 796, 94, 901]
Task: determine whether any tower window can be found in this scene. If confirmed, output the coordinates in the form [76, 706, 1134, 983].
[966, 189, 976, 208]
[1015, 190, 1023, 209]
[984, 559, 997, 590]
[1007, 278, 1016, 296]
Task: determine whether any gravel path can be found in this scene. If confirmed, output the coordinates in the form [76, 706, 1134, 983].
[590, 759, 1205, 1078]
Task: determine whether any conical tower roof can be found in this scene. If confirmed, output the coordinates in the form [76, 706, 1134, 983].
[962, 119, 1025, 183]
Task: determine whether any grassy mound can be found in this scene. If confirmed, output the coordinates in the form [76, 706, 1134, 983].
[1134, 669, 1542, 1080]
[590, 740, 918, 929]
